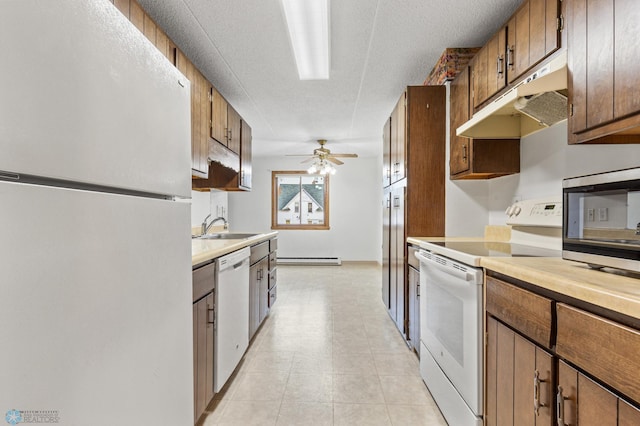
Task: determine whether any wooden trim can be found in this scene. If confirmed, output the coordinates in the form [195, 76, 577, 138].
[271, 171, 330, 230]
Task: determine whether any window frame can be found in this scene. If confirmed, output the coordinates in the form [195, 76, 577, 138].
[271, 170, 330, 230]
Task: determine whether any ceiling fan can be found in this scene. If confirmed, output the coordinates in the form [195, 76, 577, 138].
[287, 139, 358, 166]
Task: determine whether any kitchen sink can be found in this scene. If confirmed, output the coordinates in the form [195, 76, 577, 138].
[197, 233, 259, 240]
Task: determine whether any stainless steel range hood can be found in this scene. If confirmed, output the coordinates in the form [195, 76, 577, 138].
[457, 51, 567, 139]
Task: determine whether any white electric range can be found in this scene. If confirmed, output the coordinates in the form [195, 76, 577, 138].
[411, 197, 562, 426]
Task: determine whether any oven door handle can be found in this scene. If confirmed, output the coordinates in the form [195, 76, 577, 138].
[415, 251, 475, 282]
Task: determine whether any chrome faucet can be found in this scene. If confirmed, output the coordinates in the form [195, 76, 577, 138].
[201, 214, 228, 235]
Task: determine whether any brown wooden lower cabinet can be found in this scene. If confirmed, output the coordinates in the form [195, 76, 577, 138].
[486, 317, 553, 426]
[486, 272, 640, 426]
[558, 360, 619, 426]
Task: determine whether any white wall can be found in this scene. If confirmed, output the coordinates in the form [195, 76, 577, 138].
[228, 154, 383, 262]
[487, 121, 640, 225]
[444, 82, 492, 237]
[190, 189, 228, 229]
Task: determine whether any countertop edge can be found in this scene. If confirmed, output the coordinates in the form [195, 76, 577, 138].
[192, 231, 278, 267]
[480, 257, 640, 321]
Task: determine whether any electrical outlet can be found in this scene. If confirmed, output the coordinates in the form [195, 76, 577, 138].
[587, 208, 595, 222]
[598, 207, 608, 221]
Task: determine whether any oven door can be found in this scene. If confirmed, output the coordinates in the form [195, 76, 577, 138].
[417, 250, 484, 415]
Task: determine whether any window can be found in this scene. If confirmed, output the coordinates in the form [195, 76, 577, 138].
[272, 171, 329, 230]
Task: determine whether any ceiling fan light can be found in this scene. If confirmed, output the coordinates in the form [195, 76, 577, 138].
[281, 0, 330, 80]
[307, 164, 318, 174]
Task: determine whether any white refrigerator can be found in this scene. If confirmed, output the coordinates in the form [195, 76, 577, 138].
[0, 1, 193, 425]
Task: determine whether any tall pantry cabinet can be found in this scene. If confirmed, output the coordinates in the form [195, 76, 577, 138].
[382, 85, 445, 343]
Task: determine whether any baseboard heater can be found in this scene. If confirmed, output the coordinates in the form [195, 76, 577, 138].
[277, 257, 342, 266]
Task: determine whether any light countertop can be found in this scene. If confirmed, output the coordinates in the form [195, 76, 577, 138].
[482, 257, 640, 321]
[192, 231, 278, 266]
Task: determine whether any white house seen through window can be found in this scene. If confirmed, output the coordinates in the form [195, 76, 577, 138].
[271, 171, 330, 230]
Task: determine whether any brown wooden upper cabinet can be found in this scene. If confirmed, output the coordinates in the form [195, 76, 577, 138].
[227, 105, 242, 155]
[239, 120, 252, 190]
[390, 95, 406, 184]
[472, 0, 560, 110]
[567, 0, 640, 143]
[452, 67, 520, 179]
[382, 117, 392, 187]
[472, 30, 507, 110]
[211, 87, 229, 147]
[507, 0, 560, 84]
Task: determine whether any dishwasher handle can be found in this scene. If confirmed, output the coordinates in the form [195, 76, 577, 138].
[415, 250, 478, 282]
[233, 259, 247, 270]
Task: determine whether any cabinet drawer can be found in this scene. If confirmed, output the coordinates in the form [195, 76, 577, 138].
[268, 268, 277, 290]
[486, 276, 553, 348]
[250, 241, 269, 265]
[192, 262, 215, 302]
[269, 250, 277, 267]
[268, 285, 277, 308]
[556, 303, 640, 404]
[269, 238, 278, 251]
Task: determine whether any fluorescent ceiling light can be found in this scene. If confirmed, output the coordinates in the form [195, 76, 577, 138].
[282, 0, 330, 80]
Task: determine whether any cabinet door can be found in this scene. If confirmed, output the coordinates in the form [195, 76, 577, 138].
[258, 258, 269, 323]
[391, 184, 406, 334]
[557, 360, 578, 426]
[586, 0, 614, 130]
[472, 46, 488, 109]
[129, 0, 144, 33]
[450, 67, 471, 175]
[143, 13, 156, 45]
[614, 0, 640, 119]
[408, 265, 420, 354]
[193, 293, 214, 421]
[567, 0, 640, 143]
[619, 399, 640, 426]
[558, 360, 617, 426]
[239, 120, 252, 189]
[508, 1, 530, 83]
[382, 191, 391, 310]
[211, 87, 228, 145]
[513, 334, 553, 425]
[486, 318, 553, 426]
[249, 263, 259, 339]
[391, 94, 406, 183]
[227, 105, 242, 155]
[383, 117, 391, 187]
[486, 30, 507, 100]
[114, 0, 130, 19]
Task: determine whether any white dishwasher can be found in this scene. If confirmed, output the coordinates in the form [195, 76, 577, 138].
[214, 247, 250, 392]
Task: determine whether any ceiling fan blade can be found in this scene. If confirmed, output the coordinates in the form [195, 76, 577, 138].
[327, 153, 358, 158]
[327, 157, 344, 165]
[300, 157, 315, 164]
[286, 154, 315, 157]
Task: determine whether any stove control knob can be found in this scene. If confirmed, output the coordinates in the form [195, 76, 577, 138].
[514, 206, 522, 216]
[505, 205, 515, 216]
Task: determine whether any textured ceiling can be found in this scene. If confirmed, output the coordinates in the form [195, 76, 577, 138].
[137, 0, 522, 157]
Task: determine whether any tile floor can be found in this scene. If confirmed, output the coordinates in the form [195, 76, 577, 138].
[197, 263, 447, 425]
